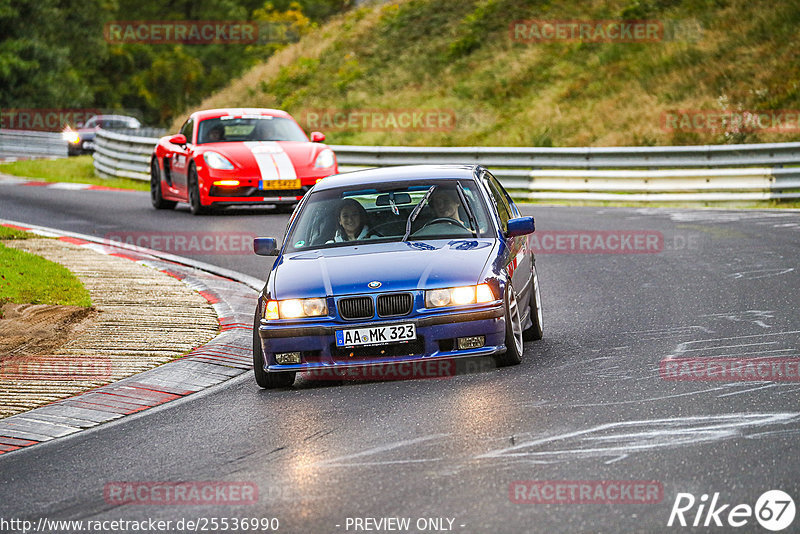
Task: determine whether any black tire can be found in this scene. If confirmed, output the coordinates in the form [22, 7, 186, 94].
[494, 284, 524, 367]
[150, 159, 177, 210]
[523, 262, 544, 341]
[188, 164, 209, 215]
[253, 305, 296, 389]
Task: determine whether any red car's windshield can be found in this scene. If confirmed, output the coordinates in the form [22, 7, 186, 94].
[197, 116, 307, 144]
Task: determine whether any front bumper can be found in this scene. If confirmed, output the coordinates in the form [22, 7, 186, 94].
[202, 169, 335, 206]
[257, 304, 506, 373]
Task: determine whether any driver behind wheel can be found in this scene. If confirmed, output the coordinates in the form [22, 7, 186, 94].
[428, 187, 465, 224]
[206, 124, 225, 143]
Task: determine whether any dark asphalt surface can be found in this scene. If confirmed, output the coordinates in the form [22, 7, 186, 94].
[1, 184, 799, 533]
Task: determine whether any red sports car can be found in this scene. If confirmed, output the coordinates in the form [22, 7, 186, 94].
[150, 108, 338, 214]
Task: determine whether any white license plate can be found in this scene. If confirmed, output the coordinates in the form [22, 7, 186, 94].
[335, 324, 416, 347]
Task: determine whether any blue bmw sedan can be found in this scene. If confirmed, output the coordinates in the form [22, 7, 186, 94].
[252, 164, 543, 388]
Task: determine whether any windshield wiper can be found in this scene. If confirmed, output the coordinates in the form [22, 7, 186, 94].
[402, 186, 437, 241]
[456, 182, 479, 237]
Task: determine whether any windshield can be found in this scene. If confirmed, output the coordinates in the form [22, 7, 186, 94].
[285, 180, 493, 253]
[197, 116, 307, 144]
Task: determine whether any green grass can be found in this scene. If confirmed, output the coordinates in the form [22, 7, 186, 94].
[0, 226, 33, 240]
[188, 0, 800, 148]
[0, 242, 92, 307]
[0, 156, 149, 191]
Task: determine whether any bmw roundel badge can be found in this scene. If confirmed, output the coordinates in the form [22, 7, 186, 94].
[368, 281, 382, 289]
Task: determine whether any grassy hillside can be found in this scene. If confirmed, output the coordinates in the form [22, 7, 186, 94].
[175, 0, 800, 147]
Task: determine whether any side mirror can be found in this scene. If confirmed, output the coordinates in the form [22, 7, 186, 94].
[310, 131, 326, 142]
[506, 216, 535, 238]
[76, 121, 84, 128]
[169, 134, 187, 146]
[254, 237, 279, 256]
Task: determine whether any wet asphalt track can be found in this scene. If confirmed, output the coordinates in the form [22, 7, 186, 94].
[1, 184, 799, 533]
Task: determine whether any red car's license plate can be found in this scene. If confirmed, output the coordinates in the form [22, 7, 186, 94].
[261, 179, 301, 190]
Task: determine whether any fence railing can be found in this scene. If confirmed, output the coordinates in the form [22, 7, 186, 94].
[93, 130, 800, 201]
[93, 129, 159, 181]
[0, 129, 67, 160]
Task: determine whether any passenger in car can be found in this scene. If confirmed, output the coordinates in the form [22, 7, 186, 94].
[331, 198, 372, 242]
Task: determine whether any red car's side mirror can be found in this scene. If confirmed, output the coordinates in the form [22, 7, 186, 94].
[169, 134, 187, 145]
[310, 131, 326, 143]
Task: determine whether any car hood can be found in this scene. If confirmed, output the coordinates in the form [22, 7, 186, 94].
[271, 240, 497, 298]
[201, 141, 324, 176]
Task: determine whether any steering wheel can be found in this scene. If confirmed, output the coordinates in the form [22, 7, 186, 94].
[420, 217, 470, 231]
[369, 221, 402, 237]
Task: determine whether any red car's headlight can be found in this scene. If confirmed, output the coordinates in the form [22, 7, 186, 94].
[314, 149, 335, 168]
[203, 151, 234, 170]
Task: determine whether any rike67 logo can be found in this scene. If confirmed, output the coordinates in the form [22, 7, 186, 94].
[668, 490, 795, 531]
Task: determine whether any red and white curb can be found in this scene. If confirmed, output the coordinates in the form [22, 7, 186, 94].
[0, 221, 260, 454]
[0, 174, 138, 192]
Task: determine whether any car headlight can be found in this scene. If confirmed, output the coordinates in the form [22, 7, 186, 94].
[264, 298, 328, 319]
[313, 149, 335, 168]
[62, 130, 80, 144]
[203, 151, 234, 170]
[425, 284, 495, 308]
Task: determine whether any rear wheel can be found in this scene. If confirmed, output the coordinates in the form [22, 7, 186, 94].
[523, 262, 544, 341]
[188, 164, 209, 215]
[150, 159, 176, 210]
[253, 305, 296, 389]
[494, 284, 523, 367]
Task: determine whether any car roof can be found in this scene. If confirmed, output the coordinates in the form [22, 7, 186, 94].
[190, 108, 293, 121]
[313, 165, 482, 191]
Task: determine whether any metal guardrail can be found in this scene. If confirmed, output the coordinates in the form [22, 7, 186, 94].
[332, 144, 800, 201]
[93, 129, 159, 181]
[331, 143, 800, 169]
[93, 129, 800, 201]
[0, 129, 67, 160]
[115, 127, 167, 138]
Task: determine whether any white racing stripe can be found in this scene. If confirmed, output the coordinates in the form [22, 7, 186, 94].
[244, 141, 297, 182]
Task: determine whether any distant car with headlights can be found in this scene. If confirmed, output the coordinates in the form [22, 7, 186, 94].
[252, 164, 543, 388]
[64, 114, 141, 156]
[149, 108, 337, 215]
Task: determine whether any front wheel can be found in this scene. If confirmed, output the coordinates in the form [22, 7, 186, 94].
[150, 159, 177, 210]
[253, 306, 296, 389]
[494, 284, 524, 367]
[188, 164, 209, 215]
[523, 263, 543, 341]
